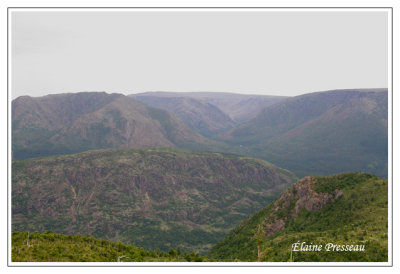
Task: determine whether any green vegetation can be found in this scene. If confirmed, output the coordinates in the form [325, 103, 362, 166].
[209, 173, 388, 262]
[11, 90, 389, 263]
[223, 89, 388, 178]
[12, 147, 296, 255]
[313, 173, 377, 193]
[13, 90, 388, 179]
[12, 231, 210, 262]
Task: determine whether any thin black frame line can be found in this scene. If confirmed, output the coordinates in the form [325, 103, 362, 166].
[6, 6, 394, 267]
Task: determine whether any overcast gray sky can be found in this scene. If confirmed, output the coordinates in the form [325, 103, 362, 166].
[10, 10, 389, 99]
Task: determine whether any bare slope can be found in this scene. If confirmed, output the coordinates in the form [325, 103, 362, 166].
[12, 92, 213, 160]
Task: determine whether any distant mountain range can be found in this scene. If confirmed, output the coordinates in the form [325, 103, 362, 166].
[209, 172, 388, 262]
[12, 88, 388, 178]
[132, 91, 287, 124]
[12, 92, 217, 160]
[130, 94, 236, 137]
[10, 88, 389, 262]
[12, 148, 296, 254]
[220, 89, 388, 178]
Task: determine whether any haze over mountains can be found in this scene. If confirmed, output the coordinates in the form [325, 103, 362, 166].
[11, 88, 389, 261]
[130, 94, 236, 137]
[12, 88, 388, 178]
[12, 92, 217, 160]
[132, 91, 287, 124]
[131, 89, 388, 178]
[221, 89, 388, 178]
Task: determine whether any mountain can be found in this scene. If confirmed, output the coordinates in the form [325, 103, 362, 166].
[221, 89, 388, 178]
[132, 92, 287, 123]
[209, 173, 388, 262]
[12, 92, 214, 160]
[129, 95, 236, 137]
[12, 231, 208, 262]
[12, 148, 297, 254]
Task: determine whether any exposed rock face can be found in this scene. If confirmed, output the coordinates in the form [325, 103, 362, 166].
[12, 148, 297, 254]
[264, 219, 286, 237]
[209, 172, 387, 262]
[263, 176, 343, 237]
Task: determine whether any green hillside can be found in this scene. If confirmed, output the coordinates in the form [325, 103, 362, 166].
[209, 173, 388, 262]
[12, 231, 208, 262]
[221, 89, 388, 178]
[12, 148, 296, 254]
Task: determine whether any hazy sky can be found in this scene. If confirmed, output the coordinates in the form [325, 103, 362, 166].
[11, 9, 389, 99]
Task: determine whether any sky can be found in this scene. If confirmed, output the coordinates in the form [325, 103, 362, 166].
[10, 9, 389, 99]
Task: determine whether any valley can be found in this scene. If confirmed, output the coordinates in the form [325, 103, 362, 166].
[11, 88, 389, 262]
[12, 148, 296, 254]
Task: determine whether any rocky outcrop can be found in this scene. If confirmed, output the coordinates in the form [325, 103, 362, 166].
[12, 148, 297, 254]
[262, 176, 343, 237]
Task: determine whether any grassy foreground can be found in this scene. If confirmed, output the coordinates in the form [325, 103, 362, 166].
[12, 231, 209, 262]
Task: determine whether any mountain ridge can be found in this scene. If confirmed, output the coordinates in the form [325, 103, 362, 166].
[132, 91, 287, 123]
[12, 92, 217, 160]
[220, 88, 388, 178]
[130, 95, 236, 137]
[12, 147, 297, 254]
